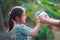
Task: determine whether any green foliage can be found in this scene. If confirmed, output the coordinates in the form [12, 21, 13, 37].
[21, 3, 32, 17]
[45, 9, 60, 19]
[35, 24, 54, 40]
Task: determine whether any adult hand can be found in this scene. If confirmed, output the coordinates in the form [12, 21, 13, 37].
[37, 10, 49, 23]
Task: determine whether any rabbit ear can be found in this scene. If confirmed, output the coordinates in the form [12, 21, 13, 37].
[39, 11, 48, 16]
[36, 11, 40, 16]
[36, 10, 43, 16]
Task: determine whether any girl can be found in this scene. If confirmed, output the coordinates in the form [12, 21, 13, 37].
[8, 6, 42, 40]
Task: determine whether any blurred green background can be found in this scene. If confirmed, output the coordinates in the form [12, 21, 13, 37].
[0, 0, 60, 40]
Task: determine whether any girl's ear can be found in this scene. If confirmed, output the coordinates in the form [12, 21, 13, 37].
[16, 16, 21, 22]
[15, 16, 19, 21]
[12, 20, 16, 25]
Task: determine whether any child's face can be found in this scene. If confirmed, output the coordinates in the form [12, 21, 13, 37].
[20, 11, 26, 24]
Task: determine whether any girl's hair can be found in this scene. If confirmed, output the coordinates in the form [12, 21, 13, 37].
[8, 6, 25, 32]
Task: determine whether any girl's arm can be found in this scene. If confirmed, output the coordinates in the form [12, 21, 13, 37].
[30, 22, 42, 37]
